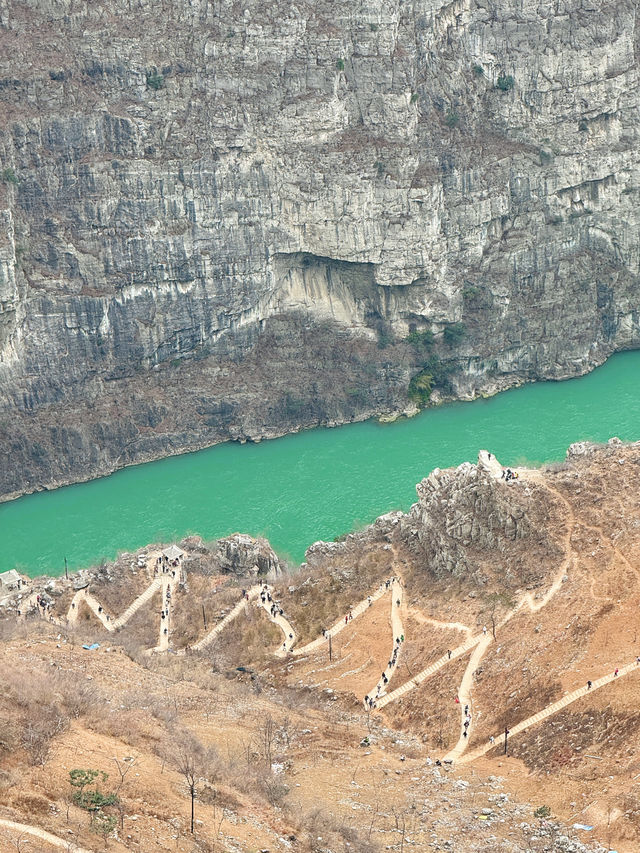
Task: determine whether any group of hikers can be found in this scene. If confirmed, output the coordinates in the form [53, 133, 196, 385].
[256, 583, 293, 652]
[162, 583, 172, 636]
[364, 633, 405, 709]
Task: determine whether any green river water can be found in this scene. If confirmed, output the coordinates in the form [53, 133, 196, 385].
[3, 350, 640, 577]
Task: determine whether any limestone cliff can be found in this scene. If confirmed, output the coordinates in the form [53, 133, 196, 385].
[0, 0, 639, 498]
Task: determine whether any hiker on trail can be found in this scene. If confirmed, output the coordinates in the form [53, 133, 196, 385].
[349, 611, 353, 620]
[587, 680, 592, 689]
[345, 615, 348, 625]
[282, 642, 286, 651]
[463, 730, 467, 738]
[448, 649, 452, 659]
[482, 625, 487, 635]
[615, 667, 619, 676]
[464, 704, 469, 715]
[489, 735, 495, 745]
[289, 633, 293, 639]
[163, 628, 168, 635]
[636, 656, 640, 664]
[400, 634, 404, 643]
[383, 674, 388, 684]
[455, 696, 460, 704]
[368, 596, 372, 606]
[396, 599, 400, 607]
[464, 719, 469, 730]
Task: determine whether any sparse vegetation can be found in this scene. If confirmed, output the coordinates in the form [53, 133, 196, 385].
[410, 92, 419, 103]
[408, 369, 434, 405]
[472, 64, 484, 77]
[1, 167, 18, 185]
[336, 58, 345, 71]
[462, 284, 480, 301]
[534, 804, 551, 818]
[496, 74, 515, 91]
[146, 71, 164, 90]
[405, 328, 434, 350]
[443, 322, 466, 346]
[445, 110, 460, 128]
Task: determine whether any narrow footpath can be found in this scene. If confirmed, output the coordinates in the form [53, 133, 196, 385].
[0, 818, 93, 853]
[460, 658, 640, 764]
[365, 577, 404, 706]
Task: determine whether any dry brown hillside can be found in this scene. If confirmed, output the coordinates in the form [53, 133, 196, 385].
[2, 440, 640, 852]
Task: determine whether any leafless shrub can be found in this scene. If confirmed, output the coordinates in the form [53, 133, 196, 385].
[21, 709, 68, 765]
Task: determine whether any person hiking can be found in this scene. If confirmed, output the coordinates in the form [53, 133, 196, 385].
[615, 667, 619, 676]
[448, 649, 452, 659]
[587, 680, 592, 689]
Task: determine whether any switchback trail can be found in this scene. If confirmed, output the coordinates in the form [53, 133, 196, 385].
[460, 658, 640, 764]
[377, 464, 576, 766]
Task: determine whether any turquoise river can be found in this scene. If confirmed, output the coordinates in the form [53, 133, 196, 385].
[3, 350, 640, 577]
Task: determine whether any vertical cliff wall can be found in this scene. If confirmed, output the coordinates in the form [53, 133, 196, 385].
[0, 0, 639, 497]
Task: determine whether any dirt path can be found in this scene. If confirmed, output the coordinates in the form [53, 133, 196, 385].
[150, 573, 181, 653]
[190, 586, 262, 652]
[460, 658, 640, 764]
[256, 593, 297, 656]
[444, 633, 492, 761]
[0, 818, 93, 853]
[292, 578, 393, 657]
[365, 578, 404, 706]
[67, 588, 116, 630]
[409, 610, 472, 639]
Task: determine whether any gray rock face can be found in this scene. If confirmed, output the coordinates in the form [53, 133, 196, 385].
[0, 0, 639, 497]
[214, 534, 281, 578]
[391, 453, 563, 584]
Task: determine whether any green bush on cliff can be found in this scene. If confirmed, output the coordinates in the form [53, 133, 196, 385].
[408, 370, 434, 405]
[146, 72, 164, 90]
[445, 110, 460, 128]
[496, 74, 515, 91]
[408, 354, 456, 406]
[1, 167, 18, 185]
[405, 328, 434, 350]
[443, 322, 466, 346]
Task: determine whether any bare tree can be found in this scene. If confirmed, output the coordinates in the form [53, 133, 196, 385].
[260, 714, 276, 769]
[169, 734, 205, 833]
[111, 755, 138, 831]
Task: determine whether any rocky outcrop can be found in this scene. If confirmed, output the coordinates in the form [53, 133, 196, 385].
[0, 0, 639, 498]
[395, 454, 553, 582]
[215, 534, 281, 578]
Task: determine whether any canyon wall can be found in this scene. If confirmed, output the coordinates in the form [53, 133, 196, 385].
[0, 0, 639, 497]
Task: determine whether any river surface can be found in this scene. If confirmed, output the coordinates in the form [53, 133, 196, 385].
[3, 351, 640, 577]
